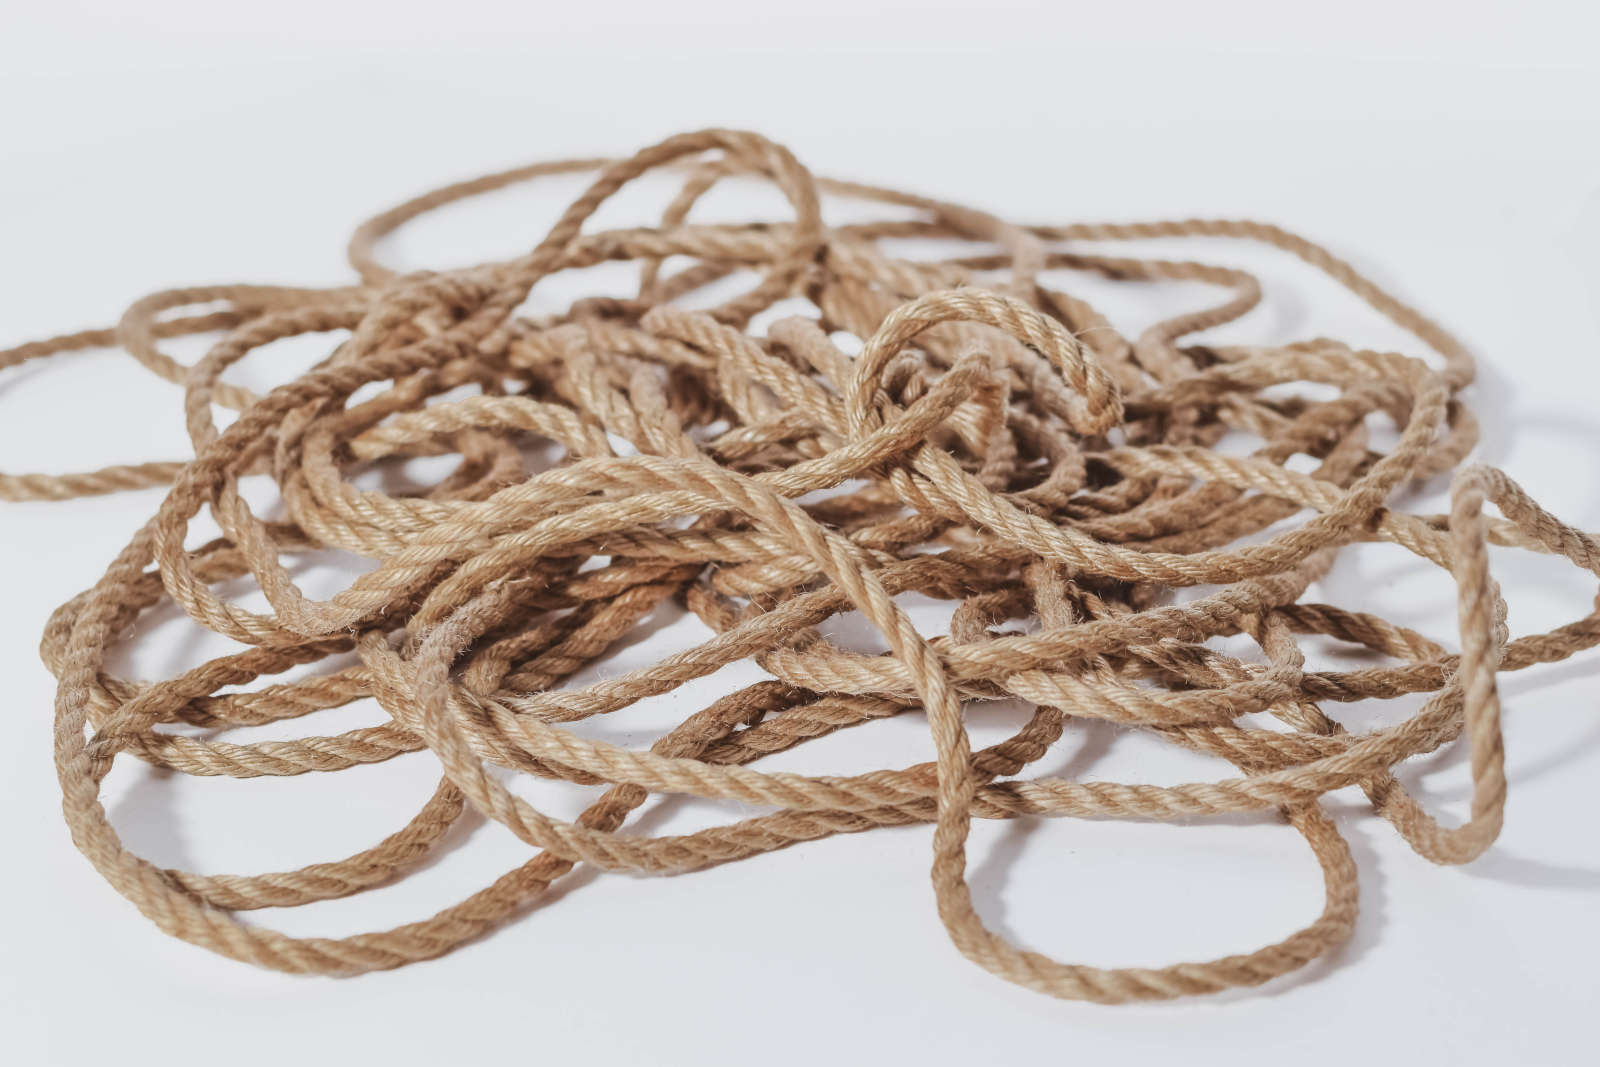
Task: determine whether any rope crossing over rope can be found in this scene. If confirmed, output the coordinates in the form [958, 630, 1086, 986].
[6, 129, 1598, 1002]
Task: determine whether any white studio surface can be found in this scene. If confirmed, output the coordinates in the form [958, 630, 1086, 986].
[2, 4, 1598, 1065]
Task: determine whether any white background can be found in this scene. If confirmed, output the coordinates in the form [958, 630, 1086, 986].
[3, 3, 1598, 1065]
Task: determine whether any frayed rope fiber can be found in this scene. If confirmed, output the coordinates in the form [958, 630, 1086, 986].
[7, 129, 1598, 1002]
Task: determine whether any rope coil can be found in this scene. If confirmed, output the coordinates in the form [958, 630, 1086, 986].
[8, 128, 1598, 1001]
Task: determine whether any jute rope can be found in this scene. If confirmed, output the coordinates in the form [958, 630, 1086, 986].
[7, 129, 1597, 1002]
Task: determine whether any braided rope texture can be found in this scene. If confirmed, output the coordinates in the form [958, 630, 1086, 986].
[6, 128, 1598, 1002]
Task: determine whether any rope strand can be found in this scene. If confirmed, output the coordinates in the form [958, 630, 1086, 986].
[7, 128, 1597, 1001]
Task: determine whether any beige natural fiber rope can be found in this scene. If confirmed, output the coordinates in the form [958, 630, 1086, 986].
[8, 128, 1599, 1002]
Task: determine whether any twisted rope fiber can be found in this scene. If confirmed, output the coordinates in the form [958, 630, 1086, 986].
[8, 128, 1600, 1001]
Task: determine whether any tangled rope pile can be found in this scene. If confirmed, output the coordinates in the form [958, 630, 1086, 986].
[7, 129, 1599, 1003]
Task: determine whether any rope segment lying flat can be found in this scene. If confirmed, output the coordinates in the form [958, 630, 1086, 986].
[7, 129, 1597, 1002]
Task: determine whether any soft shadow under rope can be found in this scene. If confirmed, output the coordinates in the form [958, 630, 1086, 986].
[6, 129, 1597, 1002]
